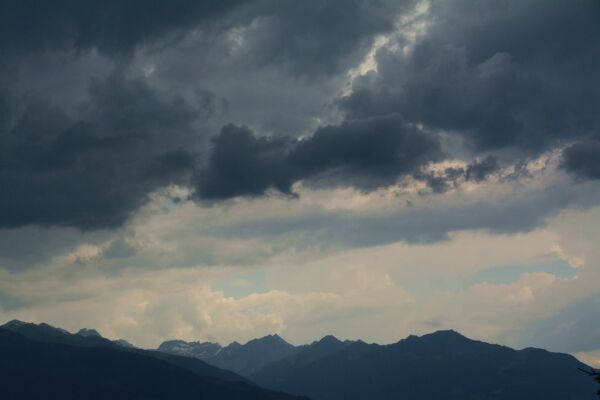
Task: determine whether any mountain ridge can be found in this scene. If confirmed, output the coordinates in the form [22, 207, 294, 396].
[1, 319, 246, 383]
[0, 327, 306, 400]
[250, 329, 595, 400]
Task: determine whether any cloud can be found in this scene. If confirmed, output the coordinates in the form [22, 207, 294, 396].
[339, 0, 600, 155]
[0, 0, 244, 59]
[0, 262, 409, 347]
[232, 0, 415, 77]
[208, 177, 600, 249]
[561, 140, 600, 180]
[417, 156, 500, 193]
[1, 208, 597, 350]
[196, 114, 443, 199]
[523, 295, 600, 353]
[0, 73, 198, 229]
[196, 124, 295, 199]
[0, 0, 423, 230]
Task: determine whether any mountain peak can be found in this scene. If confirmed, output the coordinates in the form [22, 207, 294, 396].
[2, 320, 70, 335]
[430, 329, 465, 337]
[251, 334, 288, 345]
[77, 328, 102, 338]
[157, 339, 221, 360]
[316, 334, 341, 345]
[401, 329, 468, 342]
[2, 319, 28, 328]
[113, 338, 136, 348]
[425, 329, 470, 341]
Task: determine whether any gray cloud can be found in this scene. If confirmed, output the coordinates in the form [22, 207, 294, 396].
[1, 0, 598, 233]
[0, 73, 198, 229]
[0, 0, 244, 60]
[196, 124, 295, 199]
[207, 180, 600, 248]
[196, 114, 443, 199]
[0, 0, 420, 230]
[561, 141, 600, 180]
[340, 0, 600, 154]
[234, 0, 414, 77]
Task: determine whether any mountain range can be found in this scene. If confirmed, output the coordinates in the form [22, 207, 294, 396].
[1, 319, 596, 399]
[0, 320, 306, 400]
[160, 333, 300, 376]
[157, 329, 597, 400]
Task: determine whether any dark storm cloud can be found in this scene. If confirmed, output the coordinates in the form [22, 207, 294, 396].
[2, 0, 598, 232]
[340, 0, 600, 153]
[196, 114, 443, 199]
[0, 0, 420, 230]
[239, 0, 414, 76]
[196, 124, 295, 199]
[0, 0, 410, 75]
[0, 73, 198, 229]
[0, 0, 243, 58]
[561, 141, 600, 180]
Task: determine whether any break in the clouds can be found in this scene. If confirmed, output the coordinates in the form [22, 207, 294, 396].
[1, 0, 600, 365]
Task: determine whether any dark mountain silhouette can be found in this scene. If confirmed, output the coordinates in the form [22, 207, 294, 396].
[77, 326, 136, 347]
[3, 319, 113, 347]
[1, 320, 244, 383]
[0, 328, 307, 400]
[159, 339, 222, 360]
[158, 334, 300, 376]
[253, 335, 372, 383]
[77, 327, 102, 337]
[209, 334, 299, 376]
[113, 338, 136, 348]
[251, 330, 596, 400]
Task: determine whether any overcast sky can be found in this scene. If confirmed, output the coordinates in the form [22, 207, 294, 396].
[1, 0, 599, 366]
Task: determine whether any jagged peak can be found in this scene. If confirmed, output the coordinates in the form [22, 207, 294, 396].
[2, 319, 29, 328]
[113, 338, 136, 348]
[399, 329, 471, 345]
[77, 328, 102, 338]
[427, 329, 468, 339]
[314, 334, 342, 346]
[245, 333, 292, 348]
[2, 320, 69, 334]
[226, 341, 243, 349]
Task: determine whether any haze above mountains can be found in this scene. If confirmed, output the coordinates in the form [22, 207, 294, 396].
[2, 320, 596, 400]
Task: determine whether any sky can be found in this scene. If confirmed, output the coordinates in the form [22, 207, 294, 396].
[1, 0, 599, 366]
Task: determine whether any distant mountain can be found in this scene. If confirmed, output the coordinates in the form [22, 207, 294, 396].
[158, 334, 300, 376]
[251, 330, 596, 400]
[77, 327, 102, 337]
[77, 326, 136, 348]
[254, 334, 372, 383]
[113, 338, 136, 348]
[3, 319, 114, 347]
[0, 327, 307, 400]
[210, 334, 299, 376]
[159, 339, 222, 360]
[1, 320, 244, 383]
